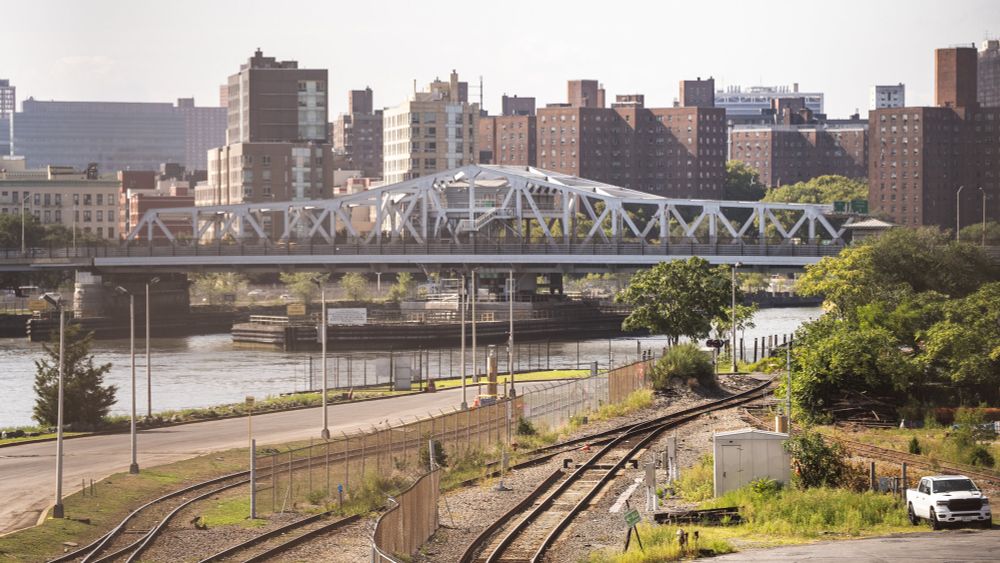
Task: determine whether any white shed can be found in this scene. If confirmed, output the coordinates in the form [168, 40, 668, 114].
[713, 428, 791, 497]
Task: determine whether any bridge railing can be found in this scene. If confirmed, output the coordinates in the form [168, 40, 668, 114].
[0, 240, 847, 261]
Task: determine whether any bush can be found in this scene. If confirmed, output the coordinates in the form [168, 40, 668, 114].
[418, 437, 447, 470]
[675, 455, 714, 501]
[516, 417, 537, 436]
[651, 343, 715, 390]
[783, 429, 848, 489]
[908, 436, 922, 455]
[967, 446, 996, 468]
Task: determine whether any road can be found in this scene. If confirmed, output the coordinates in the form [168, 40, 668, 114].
[0, 385, 535, 535]
[713, 529, 1000, 561]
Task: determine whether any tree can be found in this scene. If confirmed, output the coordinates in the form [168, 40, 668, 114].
[0, 212, 45, 249]
[651, 343, 715, 389]
[740, 272, 769, 294]
[797, 227, 999, 316]
[33, 324, 117, 430]
[191, 273, 248, 305]
[617, 257, 735, 344]
[959, 221, 1000, 245]
[278, 272, 327, 304]
[713, 303, 758, 340]
[386, 272, 416, 302]
[783, 429, 849, 489]
[340, 273, 369, 301]
[761, 175, 868, 205]
[724, 160, 767, 201]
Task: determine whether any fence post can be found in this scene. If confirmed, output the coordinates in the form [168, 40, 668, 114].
[325, 441, 331, 498]
[271, 453, 277, 513]
[869, 461, 877, 491]
[343, 432, 350, 494]
[250, 439, 257, 519]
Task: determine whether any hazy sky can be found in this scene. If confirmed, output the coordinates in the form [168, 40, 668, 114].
[2, 0, 997, 118]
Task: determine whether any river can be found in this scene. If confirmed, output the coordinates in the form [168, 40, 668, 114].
[0, 307, 821, 428]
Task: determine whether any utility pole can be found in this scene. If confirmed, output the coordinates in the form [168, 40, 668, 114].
[471, 270, 478, 395]
[460, 273, 467, 410]
[508, 269, 515, 397]
[314, 278, 330, 439]
[978, 187, 987, 246]
[731, 262, 742, 373]
[786, 342, 792, 430]
[115, 286, 140, 474]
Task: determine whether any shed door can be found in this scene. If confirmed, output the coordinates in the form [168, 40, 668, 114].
[719, 445, 743, 494]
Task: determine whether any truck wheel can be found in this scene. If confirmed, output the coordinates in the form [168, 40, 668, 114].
[929, 508, 941, 530]
[981, 519, 992, 530]
[907, 503, 919, 526]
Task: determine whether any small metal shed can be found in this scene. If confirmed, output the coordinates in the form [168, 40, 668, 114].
[713, 428, 791, 497]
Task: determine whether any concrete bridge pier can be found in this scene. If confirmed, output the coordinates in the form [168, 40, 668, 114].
[71, 271, 191, 323]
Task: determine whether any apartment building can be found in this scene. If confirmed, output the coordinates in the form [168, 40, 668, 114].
[332, 87, 384, 178]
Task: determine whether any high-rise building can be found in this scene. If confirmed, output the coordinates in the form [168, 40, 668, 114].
[0, 79, 14, 119]
[11, 98, 224, 172]
[332, 88, 384, 178]
[678, 78, 715, 108]
[535, 80, 727, 198]
[870, 84, 906, 109]
[869, 47, 1000, 228]
[382, 70, 479, 185]
[730, 121, 867, 187]
[203, 50, 333, 208]
[225, 48, 328, 144]
[935, 46, 979, 109]
[501, 94, 535, 116]
[979, 39, 1000, 107]
[567, 80, 605, 109]
[715, 84, 824, 124]
[478, 114, 536, 166]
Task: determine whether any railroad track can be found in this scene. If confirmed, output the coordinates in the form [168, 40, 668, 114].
[460, 379, 774, 563]
[199, 512, 361, 563]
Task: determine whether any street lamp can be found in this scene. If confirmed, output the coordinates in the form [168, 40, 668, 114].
[312, 276, 330, 440]
[508, 270, 516, 398]
[978, 187, 987, 247]
[42, 292, 66, 518]
[956, 185, 965, 242]
[460, 273, 467, 410]
[20, 193, 30, 256]
[471, 270, 478, 395]
[115, 285, 140, 474]
[731, 262, 743, 373]
[145, 277, 160, 417]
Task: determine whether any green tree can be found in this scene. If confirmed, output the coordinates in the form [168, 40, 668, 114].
[617, 257, 734, 345]
[340, 272, 369, 301]
[386, 272, 416, 302]
[740, 272, 769, 294]
[0, 212, 45, 248]
[714, 303, 759, 340]
[192, 273, 248, 305]
[797, 227, 998, 316]
[762, 175, 868, 204]
[33, 324, 117, 429]
[783, 429, 849, 489]
[959, 220, 1000, 245]
[651, 343, 715, 389]
[724, 160, 767, 201]
[279, 272, 327, 304]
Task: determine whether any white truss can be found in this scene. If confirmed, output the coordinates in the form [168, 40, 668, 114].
[126, 165, 847, 245]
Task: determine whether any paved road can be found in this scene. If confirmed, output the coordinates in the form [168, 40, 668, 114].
[713, 529, 1000, 561]
[0, 385, 535, 534]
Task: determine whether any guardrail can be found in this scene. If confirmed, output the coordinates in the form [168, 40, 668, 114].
[0, 240, 847, 262]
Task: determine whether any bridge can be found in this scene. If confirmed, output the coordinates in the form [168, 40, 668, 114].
[2, 165, 853, 275]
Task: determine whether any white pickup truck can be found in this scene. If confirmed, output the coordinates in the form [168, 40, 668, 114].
[906, 475, 992, 529]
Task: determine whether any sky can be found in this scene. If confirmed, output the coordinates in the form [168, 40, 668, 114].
[1, 0, 997, 118]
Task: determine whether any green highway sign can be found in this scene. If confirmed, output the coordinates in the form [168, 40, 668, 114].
[624, 508, 641, 528]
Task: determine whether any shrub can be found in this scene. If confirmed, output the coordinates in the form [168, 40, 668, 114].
[908, 436, 922, 455]
[675, 455, 714, 501]
[749, 477, 782, 497]
[418, 437, 447, 470]
[967, 446, 996, 468]
[651, 343, 715, 390]
[516, 417, 537, 436]
[783, 429, 848, 489]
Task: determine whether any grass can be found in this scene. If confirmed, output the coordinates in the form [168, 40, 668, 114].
[0, 447, 253, 562]
[587, 485, 923, 562]
[420, 369, 589, 391]
[818, 425, 1000, 472]
[0, 431, 86, 446]
[199, 494, 266, 528]
[561, 388, 655, 435]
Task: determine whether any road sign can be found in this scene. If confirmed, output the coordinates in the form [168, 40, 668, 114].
[286, 303, 306, 317]
[624, 508, 641, 528]
[327, 308, 367, 326]
[245, 396, 255, 407]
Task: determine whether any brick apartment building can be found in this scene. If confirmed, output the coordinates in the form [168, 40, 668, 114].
[332, 87, 384, 178]
[869, 46, 1000, 228]
[533, 82, 727, 198]
[979, 39, 1000, 107]
[478, 94, 537, 166]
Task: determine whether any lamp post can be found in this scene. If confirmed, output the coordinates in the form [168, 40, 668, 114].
[460, 273, 467, 410]
[20, 193, 29, 256]
[731, 262, 742, 373]
[145, 277, 159, 418]
[508, 270, 515, 397]
[313, 277, 330, 439]
[956, 185, 965, 242]
[978, 187, 987, 246]
[115, 286, 140, 474]
[42, 293, 66, 518]
[471, 270, 478, 395]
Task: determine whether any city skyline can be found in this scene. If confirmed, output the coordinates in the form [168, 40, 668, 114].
[2, 0, 996, 119]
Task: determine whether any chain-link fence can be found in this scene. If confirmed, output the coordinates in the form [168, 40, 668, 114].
[252, 359, 654, 515]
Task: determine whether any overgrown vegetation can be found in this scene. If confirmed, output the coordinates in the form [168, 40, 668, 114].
[783, 429, 850, 488]
[790, 227, 1000, 418]
[675, 454, 715, 502]
[650, 343, 715, 390]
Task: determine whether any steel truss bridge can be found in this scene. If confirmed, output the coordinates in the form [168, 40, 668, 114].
[2, 165, 853, 274]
